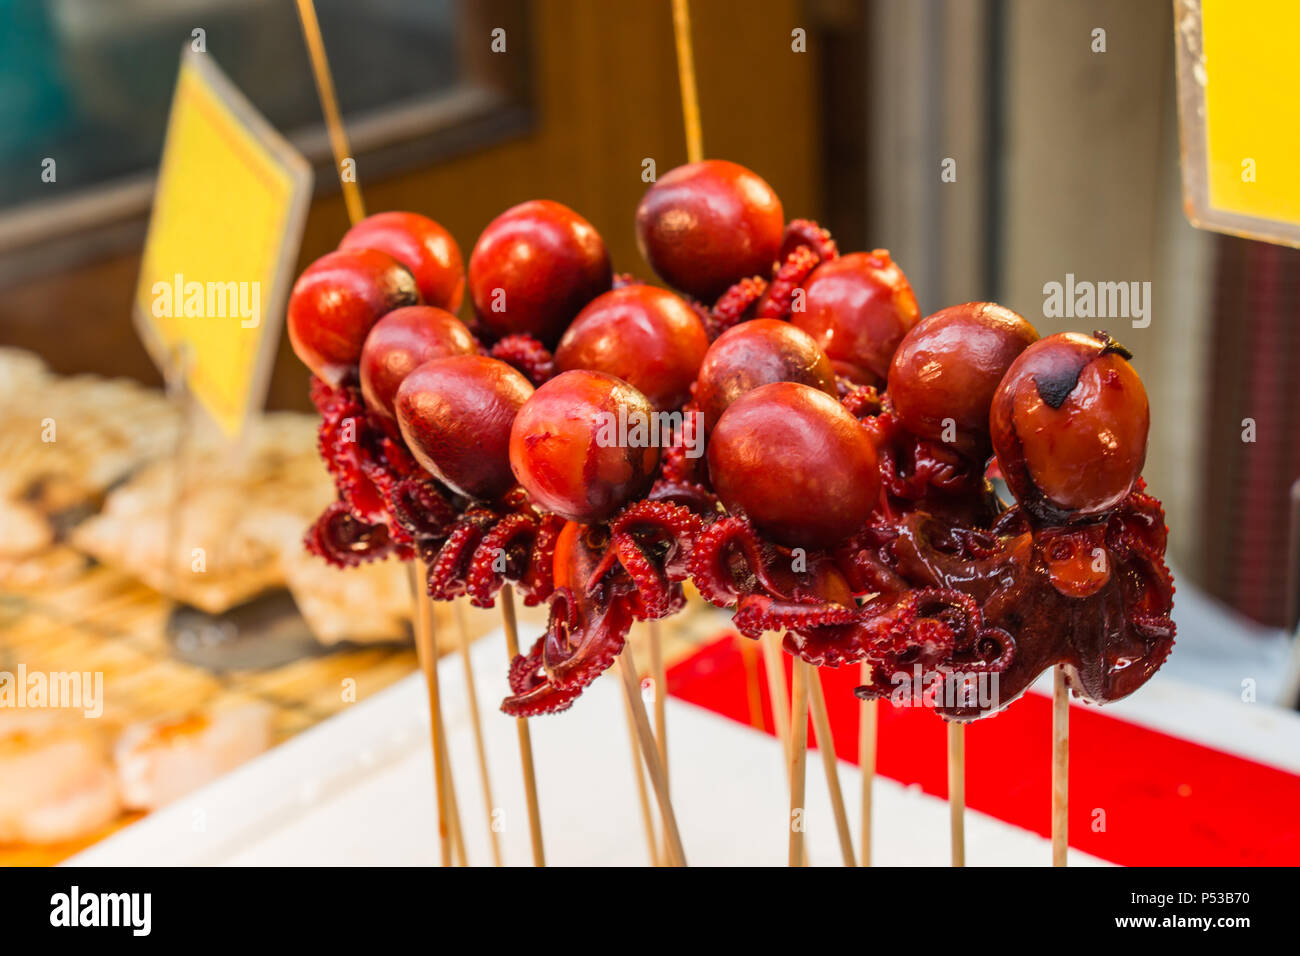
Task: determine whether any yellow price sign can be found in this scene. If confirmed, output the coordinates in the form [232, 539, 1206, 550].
[135, 50, 312, 438]
[1176, 0, 1300, 247]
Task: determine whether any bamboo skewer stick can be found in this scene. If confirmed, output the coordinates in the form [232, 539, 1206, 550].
[620, 666, 662, 866]
[671, 0, 704, 164]
[858, 662, 877, 867]
[739, 637, 766, 731]
[435, 686, 467, 867]
[761, 632, 793, 757]
[647, 620, 671, 863]
[948, 722, 966, 867]
[787, 655, 811, 867]
[618, 645, 688, 866]
[760, 632, 811, 866]
[648, 621, 669, 778]
[454, 601, 502, 867]
[1052, 665, 1070, 866]
[409, 563, 454, 866]
[807, 665, 856, 866]
[500, 584, 545, 866]
[294, 0, 365, 224]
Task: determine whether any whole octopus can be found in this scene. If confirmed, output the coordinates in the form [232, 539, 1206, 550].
[288, 160, 1175, 724]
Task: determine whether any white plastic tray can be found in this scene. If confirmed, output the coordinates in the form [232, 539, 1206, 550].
[71, 629, 1300, 867]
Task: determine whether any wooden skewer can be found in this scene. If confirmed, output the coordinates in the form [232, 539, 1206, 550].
[648, 620, 669, 779]
[434, 677, 467, 867]
[948, 721, 966, 867]
[761, 631, 809, 865]
[408, 563, 455, 865]
[787, 653, 811, 867]
[807, 664, 856, 865]
[620, 662, 662, 866]
[761, 632, 792, 756]
[858, 662, 877, 866]
[454, 601, 502, 866]
[294, 0, 365, 224]
[670, 0, 704, 164]
[1052, 665, 1069, 866]
[647, 619, 671, 863]
[738, 636, 766, 731]
[618, 643, 688, 866]
[500, 584, 546, 866]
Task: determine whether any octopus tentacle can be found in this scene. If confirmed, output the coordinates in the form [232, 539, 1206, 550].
[840, 383, 883, 420]
[304, 499, 395, 568]
[316, 394, 389, 524]
[733, 593, 857, 640]
[424, 510, 495, 600]
[540, 585, 634, 692]
[780, 218, 839, 263]
[581, 501, 703, 619]
[519, 514, 563, 606]
[649, 475, 719, 517]
[754, 244, 819, 319]
[490, 333, 556, 386]
[607, 501, 703, 575]
[502, 632, 586, 716]
[466, 512, 540, 608]
[688, 515, 792, 607]
[712, 276, 768, 329]
[685, 298, 724, 341]
[390, 477, 459, 539]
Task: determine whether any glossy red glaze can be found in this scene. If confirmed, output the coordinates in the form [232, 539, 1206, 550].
[288, 249, 419, 384]
[509, 370, 660, 524]
[635, 160, 785, 301]
[707, 382, 880, 549]
[395, 355, 533, 501]
[990, 332, 1149, 521]
[468, 200, 612, 346]
[554, 285, 709, 412]
[694, 319, 837, 432]
[339, 211, 465, 311]
[888, 302, 1039, 457]
[359, 307, 478, 430]
[790, 250, 920, 385]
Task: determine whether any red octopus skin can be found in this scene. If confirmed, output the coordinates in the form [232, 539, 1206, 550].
[502, 521, 634, 716]
[293, 194, 1176, 728]
[468, 200, 612, 347]
[288, 248, 419, 385]
[990, 331, 1149, 522]
[395, 355, 533, 501]
[635, 160, 785, 301]
[501, 501, 701, 716]
[509, 370, 660, 524]
[555, 285, 710, 412]
[790, 250, 920, 386]
[888, 302, 1039, 458]
[339, 211, 465, 312]
[694, 319, 838, 432]
[359, 306, 478, 433]
[489, 333, 556, 386]
[707, 382, 881, 550]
